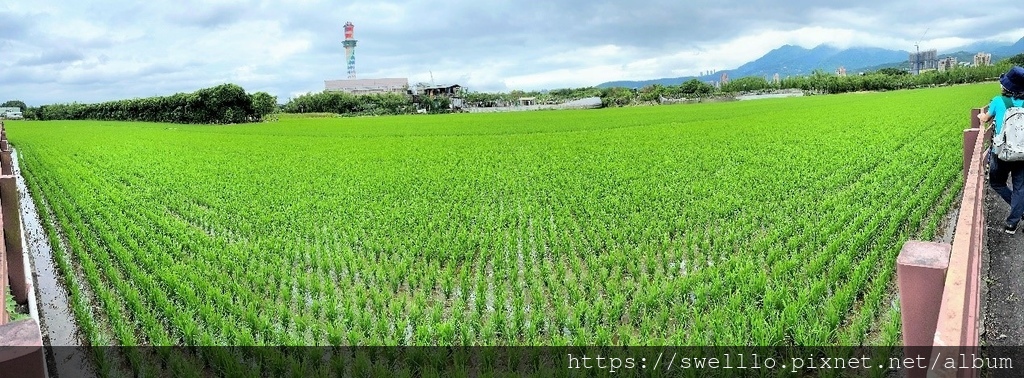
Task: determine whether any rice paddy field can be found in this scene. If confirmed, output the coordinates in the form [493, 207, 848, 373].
[5, 84, 993, 376]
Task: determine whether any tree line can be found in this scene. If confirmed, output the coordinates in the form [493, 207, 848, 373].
[14, 84, 276, 124]
[283, 92, 424, 116]
[608, 59, 1016, 105]
[7, 54, 1023, 122]
[455, 54, 1024, 108]
[458, 55, 1021, 108]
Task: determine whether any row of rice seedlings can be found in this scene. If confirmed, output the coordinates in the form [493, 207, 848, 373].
[151, 131, 937, 346]
[23, 153, 125, 376]
[24, 146, 263, 375]
[18, 151, 113, 369]
[77, 164, 237, 376]
[7, 85, 987, 363]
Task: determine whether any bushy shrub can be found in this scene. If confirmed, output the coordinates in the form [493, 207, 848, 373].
[36, 84, 276, 124]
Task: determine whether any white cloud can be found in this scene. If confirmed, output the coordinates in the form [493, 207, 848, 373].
[990, 28, 1024, 43]
[539, 45, 626, 65]
[1, 0, 1022, 105]
[504, 65, 623, 90]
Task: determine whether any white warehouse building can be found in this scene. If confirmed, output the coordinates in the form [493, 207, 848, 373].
[324, 78, 409, 95]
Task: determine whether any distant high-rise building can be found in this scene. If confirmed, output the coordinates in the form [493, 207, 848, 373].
[835, 66, 847, 77]
[974, 52, 992, 67]
[909, 49, 938, 74]
[938, 56, 957, 71]
[773, 73, 780, 84]
[720, 72, 729, 85]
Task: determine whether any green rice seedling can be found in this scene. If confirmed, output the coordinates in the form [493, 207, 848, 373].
[5, 84, 988, 375]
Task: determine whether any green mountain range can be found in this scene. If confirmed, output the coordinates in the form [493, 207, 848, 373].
[598, 37, 1024, 88]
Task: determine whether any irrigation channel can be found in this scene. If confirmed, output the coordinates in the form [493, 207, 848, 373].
[13, 148, 94, 377]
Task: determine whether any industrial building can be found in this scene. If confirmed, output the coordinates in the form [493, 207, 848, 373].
[322, 21, 464, 108]
[325, 78, 409, 95]
[324, 22, 409, 95]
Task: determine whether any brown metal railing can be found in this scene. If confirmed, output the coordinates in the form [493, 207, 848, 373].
[0, 120, 46, 377]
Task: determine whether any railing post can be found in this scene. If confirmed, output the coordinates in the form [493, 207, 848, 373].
[897, 241, 951, 378]
[965, 107, 987, 177]
[0, 319, 47, 378]
[963, 128, 979, 177]
[1, 149, 12, 176]
[0, 120, 6, 324]
[0, 173, 23, 303]
[0, 212, 6, 325]
[0, 132, 25, 303]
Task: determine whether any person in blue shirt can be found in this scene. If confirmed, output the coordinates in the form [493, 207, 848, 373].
[978, 65, 1024, 234]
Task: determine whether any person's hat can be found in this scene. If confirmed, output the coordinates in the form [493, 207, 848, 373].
[1001, 66, 1024, 93]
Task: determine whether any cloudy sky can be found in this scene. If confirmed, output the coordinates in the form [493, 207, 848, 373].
[1, 0, 1023, 106]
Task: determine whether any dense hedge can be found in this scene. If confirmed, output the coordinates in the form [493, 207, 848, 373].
[35, 84, 276, 124]
[461, 62, 1017, 110]
[778, 63, 1011, 94]
[648, 63, 1013, 97]
[588, 62, 1014, 107]
[282, 91, 418, 116]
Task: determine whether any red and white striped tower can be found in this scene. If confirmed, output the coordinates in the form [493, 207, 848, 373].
[343, 22, 358, 79]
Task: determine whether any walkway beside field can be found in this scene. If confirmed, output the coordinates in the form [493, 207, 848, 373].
[983, 186, 1024, 345]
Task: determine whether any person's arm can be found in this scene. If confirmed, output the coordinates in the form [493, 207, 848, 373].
[978, 98, 999, 126]
[979, 111, 993, 124]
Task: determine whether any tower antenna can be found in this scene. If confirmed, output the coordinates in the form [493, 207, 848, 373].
[343, 21, 358, 79]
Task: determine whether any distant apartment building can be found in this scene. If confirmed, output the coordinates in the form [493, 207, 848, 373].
[974, 52, 992, 67]
[835, 66, 847, 77]
[938, 56, 957, 71]
[324, 78, 409, 95]
[909, 49, 938, 73]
